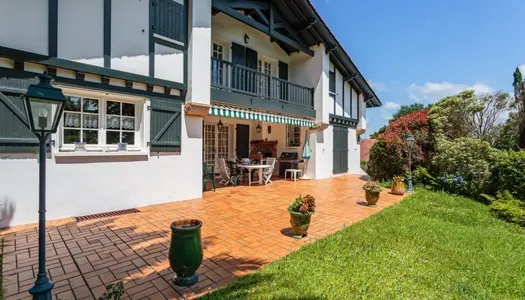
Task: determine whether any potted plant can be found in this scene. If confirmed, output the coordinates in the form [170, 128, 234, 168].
[288, 194, 316, 239]
[168, 219, 203, 286]
[391, 175, 406, 195]
[362, 181, 383, 206]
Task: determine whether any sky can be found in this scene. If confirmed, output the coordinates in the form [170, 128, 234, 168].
[311, 0, 525, 137]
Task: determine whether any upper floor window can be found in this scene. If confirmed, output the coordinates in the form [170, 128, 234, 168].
[212, 43, 224, 85]
[329, 71, 336, 97]
[286, 124, 301, 147]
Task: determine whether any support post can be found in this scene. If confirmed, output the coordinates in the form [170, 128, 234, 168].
[29, 134, 54, 300]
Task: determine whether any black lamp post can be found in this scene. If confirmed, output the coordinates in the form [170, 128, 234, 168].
[24, 73, 66, 300]
[405, 135, 415, 193]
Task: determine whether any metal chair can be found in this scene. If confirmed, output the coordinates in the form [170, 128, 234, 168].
[262, 157, 277, 184]
[202, 162, 216, 192]
[218, 158, 242, 187]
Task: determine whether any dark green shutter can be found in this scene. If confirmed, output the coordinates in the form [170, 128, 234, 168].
[152, 0, 187, 44]
[333, 125, 348, 174]
[149, 97, 182, 153]
[0, 77, 41, 153]
[279, 61, 288, 101]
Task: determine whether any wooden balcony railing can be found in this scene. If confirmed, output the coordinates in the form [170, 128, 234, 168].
[211, 57, 314, 109]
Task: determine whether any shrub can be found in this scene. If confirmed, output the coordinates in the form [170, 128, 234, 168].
[367, 140, 404, 181]
[488, 191, 525, 226]
[379, 180, 392, 189]
[413, 166, 436, 187]
[433, 137, 497, 196]
[360, 160, 369, 173]
[489, 150, 525, 200]
[289, 194, 316, 214]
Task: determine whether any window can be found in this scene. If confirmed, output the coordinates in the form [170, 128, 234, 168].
[258, 59, 272, 96]
[60, 90, 143, 151]
[63, 97, 99, 144]
[329, 71, 336, 95]
[286, 124, 301, 147]
[106, 101, 136, 145]
[204, 123, 231, 168]
[212, 43, 224, 85]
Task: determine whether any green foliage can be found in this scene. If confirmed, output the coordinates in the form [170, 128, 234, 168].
[370, 125, 386, 139]
[433, 137, 497, 195]
[367, 140, 404, 181]
[391, 103, 429, 121]
[494, 111, 520, 150]
[429, 90, 512, 146]
[288, 194, 316, 214]
[489, 150, 525, 199]
[363, 181, 383, 193]
[513, 66, 523, 98]
[489, 190, 525, 226]
[412, 166, 436, 187]
[379, 180, 392, 189]
[360, 160, 368, 173]
[98, 281, 125, 300]
[202, 189, 525, 299]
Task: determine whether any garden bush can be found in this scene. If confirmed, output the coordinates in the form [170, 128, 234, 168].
[485, 191, 525, 227]
[489, 150, 525, 200]
[433, 137, 497, 196]
[367, 140, 404, 181]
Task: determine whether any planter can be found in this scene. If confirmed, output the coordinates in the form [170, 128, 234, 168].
[365, 190, 380, 206]
[169, 219, 203, 286]
[289, 210, 313, 239]
[391, 178, 406, 195]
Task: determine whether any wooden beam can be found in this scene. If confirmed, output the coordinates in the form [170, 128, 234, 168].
[253, 9, 269, 25]
[219, 0, 268, 10]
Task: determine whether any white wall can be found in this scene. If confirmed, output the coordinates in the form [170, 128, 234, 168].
[351, 89, 359, 119]
[187, 0, 211, 105]
[0, 0, 48, 55]
[358, 94, 367, 131]
[0, 100, 202, 228]
[154, 44, 185, 83]
[348, 127, 360, 174]
[343, 82, 351, 118]
[111, 0, 149, 76]
[335, 69, 343, 116]
[58, 0, 104, 67]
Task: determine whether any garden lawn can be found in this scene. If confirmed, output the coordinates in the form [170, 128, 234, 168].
[202, 189, 525, 299]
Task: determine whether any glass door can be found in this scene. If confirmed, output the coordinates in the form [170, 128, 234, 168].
[204, 123, 231, 169]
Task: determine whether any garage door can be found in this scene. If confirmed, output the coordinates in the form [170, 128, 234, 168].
[333, 125, 349, 174]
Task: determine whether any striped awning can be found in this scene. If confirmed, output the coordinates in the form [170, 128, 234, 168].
[209, 104, 314, 127]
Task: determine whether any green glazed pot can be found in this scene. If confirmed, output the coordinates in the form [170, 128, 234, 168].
[169, 219, 203, 286]
[289, 210, 313, 239]
[365, 190, 380, 206]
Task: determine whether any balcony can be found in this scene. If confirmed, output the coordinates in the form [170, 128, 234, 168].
[210, 57, 314, 112]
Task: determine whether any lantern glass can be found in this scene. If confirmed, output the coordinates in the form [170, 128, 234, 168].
[405, 135, 415, 148]
[25, 97, 65, 134]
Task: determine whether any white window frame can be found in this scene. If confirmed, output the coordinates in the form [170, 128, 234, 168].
[286, 124, 301, 148]
[211, 42, 225, 86]
[56, 86, 146, 154]
[204, 122, 232, 169]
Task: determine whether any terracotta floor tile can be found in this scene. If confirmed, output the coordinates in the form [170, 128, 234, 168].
[4, 175, 405, 300]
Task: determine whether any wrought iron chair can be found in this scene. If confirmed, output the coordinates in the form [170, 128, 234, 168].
[202, 162, 216, 192]
[262, 157, 277, 184]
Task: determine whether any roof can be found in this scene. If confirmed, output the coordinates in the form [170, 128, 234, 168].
[272, 0, 382, 108]
[360, 139, 377, 161]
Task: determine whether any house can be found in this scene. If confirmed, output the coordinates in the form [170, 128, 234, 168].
[0, 0, 382, 227]
[360, 139, 377, 161]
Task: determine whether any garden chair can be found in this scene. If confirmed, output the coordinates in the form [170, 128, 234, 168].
[202, 162, 216, 192]
[217, 158, 242, 186]
[262, 157, 277, 184]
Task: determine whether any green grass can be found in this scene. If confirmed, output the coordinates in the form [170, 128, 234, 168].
[202, 189, 525, 299]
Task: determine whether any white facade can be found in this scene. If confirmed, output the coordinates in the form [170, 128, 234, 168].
[0, 0, 377, 227]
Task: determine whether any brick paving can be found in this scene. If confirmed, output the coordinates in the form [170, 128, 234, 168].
[2, 175, 406, 300]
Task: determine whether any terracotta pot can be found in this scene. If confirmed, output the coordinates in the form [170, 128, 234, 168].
[365, 190, 380, 206]
[391, 178, 406, 195]
[289, 210, 313, 239]
[169, 219, 203, 286]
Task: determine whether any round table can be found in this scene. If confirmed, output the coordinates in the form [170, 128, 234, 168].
[237, 164, 270, 186]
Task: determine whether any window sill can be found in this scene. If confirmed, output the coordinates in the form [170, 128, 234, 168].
[54, 151, 149, 157]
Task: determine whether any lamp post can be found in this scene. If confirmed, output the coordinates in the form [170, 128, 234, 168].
[24, 73, 66, 300]
[405, 135, 415, 193]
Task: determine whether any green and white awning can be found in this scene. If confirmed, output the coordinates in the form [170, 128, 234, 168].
[209, 104, 314, 127]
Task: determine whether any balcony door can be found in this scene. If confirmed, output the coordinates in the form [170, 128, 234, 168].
[204, 123, 231, 169]
[231, 43, 258, 93]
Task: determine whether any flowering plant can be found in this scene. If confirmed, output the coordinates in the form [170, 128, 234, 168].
[362, 181, 383, 193]
[289, 194, 316, 214]
[437, 174, 468, 194]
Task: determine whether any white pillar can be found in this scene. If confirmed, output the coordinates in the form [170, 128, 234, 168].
[186, 0, 211, 105]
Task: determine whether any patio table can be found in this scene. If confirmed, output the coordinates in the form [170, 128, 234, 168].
[237, 164, 270, 186]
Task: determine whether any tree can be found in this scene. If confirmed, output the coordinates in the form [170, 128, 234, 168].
[391, 103, 429, 121]
[512, 66, 525, 148]
[428, 90, 512, 146]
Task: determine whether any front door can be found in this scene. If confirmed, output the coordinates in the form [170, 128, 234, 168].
[333, 125, 349, 174]
[236, 124, 250, 158]
[204, 123, 231, 168]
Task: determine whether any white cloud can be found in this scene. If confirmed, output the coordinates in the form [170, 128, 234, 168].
[383, 101, 401, 111]
[379, 108, 392, 121]
[407, 81, 494, 102]
[518, 65, 525, 75]
[368, 80, 389, 92]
